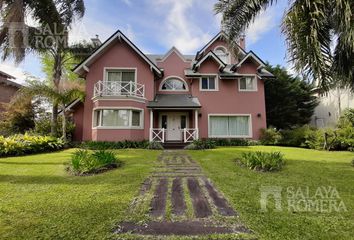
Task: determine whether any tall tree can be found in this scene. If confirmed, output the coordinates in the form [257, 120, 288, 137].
[264, 64, 319, 129]
[0, 0, 94, 136]
[215, 0, 353, 91]
[20, 80, 85, 141]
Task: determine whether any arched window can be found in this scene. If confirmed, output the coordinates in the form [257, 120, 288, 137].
[160, 77, 188, 91]
[214, 46, 229, 64]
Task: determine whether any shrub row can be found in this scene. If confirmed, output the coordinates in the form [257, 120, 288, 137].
[69, 149, 122, 175]
[80, 140, 149, 150]
[0, 134, 65, 157]
[185, 138, 259, 150]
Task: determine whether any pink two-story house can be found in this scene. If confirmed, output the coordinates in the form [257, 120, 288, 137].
[69, 30, 273, 144]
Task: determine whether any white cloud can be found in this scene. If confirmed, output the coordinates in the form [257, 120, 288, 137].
[151, 0, 212, 53]
[121, 0, 132, 6]
[245, 8, 277, 45]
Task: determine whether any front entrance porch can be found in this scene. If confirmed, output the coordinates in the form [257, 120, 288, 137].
[149, 110, 199, 143]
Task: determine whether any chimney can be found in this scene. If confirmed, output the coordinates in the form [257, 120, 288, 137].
[91, 34, 102, 47]
[239, 34, 246, 50]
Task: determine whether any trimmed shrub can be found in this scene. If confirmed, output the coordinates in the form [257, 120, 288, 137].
[69, 149, 122, 175]
[351, 159, 354, 167]
[0, 134, 65, 157]
[80, 140, 149, 150]
[260, 128, 282, 145]
[146, 141, 164, 150]
[185, 139, 216, 150]
[239, 151, 285, 172]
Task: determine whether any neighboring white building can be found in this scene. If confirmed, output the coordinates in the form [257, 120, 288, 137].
[312, 88, 354, 128]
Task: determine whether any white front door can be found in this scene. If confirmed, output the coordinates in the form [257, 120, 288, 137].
[160, 113, 188, 141]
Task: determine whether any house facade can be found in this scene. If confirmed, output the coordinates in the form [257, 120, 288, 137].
[0, 70, 21, 113]
[70, 31, 273, 143]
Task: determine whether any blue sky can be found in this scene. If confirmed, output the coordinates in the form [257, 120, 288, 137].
[0, 0, 290, 83]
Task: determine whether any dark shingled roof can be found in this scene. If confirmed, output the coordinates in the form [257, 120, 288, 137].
[147, 94, 201, 109]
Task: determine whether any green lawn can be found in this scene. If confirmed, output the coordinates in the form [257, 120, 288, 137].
[0, 149, 160, 239]
[188, 146, 354, 240]
[1, 147, 353, 240]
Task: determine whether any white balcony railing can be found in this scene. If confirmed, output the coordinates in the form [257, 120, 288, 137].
[94, 81, 145, 98]
[150, 128, 165, 143]
[183, 128, 199, 143]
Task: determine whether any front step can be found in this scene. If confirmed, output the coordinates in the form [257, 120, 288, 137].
[162, 141, 189, 149]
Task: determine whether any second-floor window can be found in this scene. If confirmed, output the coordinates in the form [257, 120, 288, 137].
[239, 76, 257, 91]
[200, 76, 217, 91]
[160, 77, 188, 91]
[105, 69, 136, 93]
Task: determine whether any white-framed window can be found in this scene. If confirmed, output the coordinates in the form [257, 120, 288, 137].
[239, 76, 257, 91]
[93, 108, 143, 129]
[160, 77, 188, 91]
[200, 76, 218, 91]
[208, 115, 252, 138]
[214, 46, 229, 64]
[105, 69, 136, 82]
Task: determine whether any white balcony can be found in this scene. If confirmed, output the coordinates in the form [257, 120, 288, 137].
[94, 81, 145, 98]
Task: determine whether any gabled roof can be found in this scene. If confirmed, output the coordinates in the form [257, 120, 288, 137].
[232, 51, 266, 71]
[73, 30, 162, 77]
[196, 31, 246, 59]
[193, 51, 227, 71]
[157, 46, 190, 63]
[0, 70, 15, 79]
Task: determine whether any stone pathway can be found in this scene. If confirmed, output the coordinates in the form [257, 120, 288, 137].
[115, 151, 250, 237]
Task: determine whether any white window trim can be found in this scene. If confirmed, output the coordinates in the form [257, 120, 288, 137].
[214, 45, 231, 64]
[208, 114, 253, 138]
[92, 107, 144, 130]
[199, 74, 219, 91]
[238, 74, 258, 92]
[103, 67, 138, 83]
[159, 76, 189, 92]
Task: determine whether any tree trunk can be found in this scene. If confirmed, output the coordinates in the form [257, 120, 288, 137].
[62, 106, 67, 142]
[51, 53, 62, 136]
[51, 103, 58, 137]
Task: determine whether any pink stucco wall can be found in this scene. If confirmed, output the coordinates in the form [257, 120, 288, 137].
[73, 36, 267, 142]
[81, 39, 155, 141]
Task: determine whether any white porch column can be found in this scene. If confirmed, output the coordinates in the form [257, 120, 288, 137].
[195, 109, 199, 139]
[149, 109, 153, 142]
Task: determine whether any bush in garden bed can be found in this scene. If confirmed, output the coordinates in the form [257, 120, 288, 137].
[80, 140, 149, 150]
[146, 141, 164, 150]
[0, 134, 65, 157]
[185, 139, 217, 150]
[68, 149, 123, 175]
[238, 151, 285, 172]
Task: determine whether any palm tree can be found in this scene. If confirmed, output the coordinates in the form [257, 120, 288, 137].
[0, 0, 95, 136]
[215, 0, 353, 91]
[21, 80, 85, 142]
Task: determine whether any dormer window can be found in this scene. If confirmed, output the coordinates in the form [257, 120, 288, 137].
[160, 77, 188, 91]
[214, 46, 229, 64]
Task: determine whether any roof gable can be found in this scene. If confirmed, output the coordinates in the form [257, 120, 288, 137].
[197, 31, 246, 58]
[157, 47, 189, 63]
[73, 30, 162, 76]
[232, 51, 266, 71]
[193, 51, 226, 71]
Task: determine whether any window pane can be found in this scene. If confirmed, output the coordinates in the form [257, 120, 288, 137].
[228, 116, 249, 136]
[117, 110, 130, 126]
[210, 116, 228, 136]
[132, 111, 141, 127]
[94, 110, 100, 127]
[245, 77, 254, 89]
[162, 78, 186, 90]
[209, 77, 216, 89]
[122, 71, 135, 82]
[107, 71, 121, 81]
[201, 78, 208, 89]
[181, 116, 186, 129]
[240, 78, 247, 89]
[162, 115, 167, 128]
[102, 110, 118, 126]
